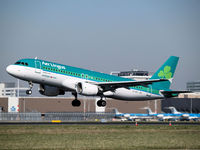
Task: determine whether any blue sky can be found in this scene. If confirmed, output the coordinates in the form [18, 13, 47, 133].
[0, 0, 200, 90]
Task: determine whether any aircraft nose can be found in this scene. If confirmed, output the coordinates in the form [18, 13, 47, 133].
[6, 65, 15, 75]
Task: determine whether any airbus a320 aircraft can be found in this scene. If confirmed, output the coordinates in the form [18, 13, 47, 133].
[6, 56, 187, 107]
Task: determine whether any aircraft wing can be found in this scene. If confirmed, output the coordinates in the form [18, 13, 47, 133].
[94, 79, 168, 91]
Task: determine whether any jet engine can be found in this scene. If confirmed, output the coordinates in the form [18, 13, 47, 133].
[39, 84, 65, 96]
[76, 82, 99, 96]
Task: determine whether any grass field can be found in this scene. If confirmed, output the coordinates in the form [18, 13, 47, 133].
[0, 124, 200, 150]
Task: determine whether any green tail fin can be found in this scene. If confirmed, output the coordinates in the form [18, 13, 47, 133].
[150, 56, 179, 90]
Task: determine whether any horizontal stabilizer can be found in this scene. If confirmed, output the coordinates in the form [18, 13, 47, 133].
[161, 91, 192, 98]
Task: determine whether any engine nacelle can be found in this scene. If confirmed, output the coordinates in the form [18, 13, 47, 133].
[39, 85, 65, 96]
[76, 82, 99, 96]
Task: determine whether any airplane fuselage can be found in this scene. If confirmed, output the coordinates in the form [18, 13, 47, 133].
[6, 58, 163, 101]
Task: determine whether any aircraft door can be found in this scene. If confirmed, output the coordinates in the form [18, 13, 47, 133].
[35, 61, 41, 73]
[146, 85, 152, 97]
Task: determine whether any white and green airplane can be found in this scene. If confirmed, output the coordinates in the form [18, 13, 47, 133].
[6, 56, 187, 107]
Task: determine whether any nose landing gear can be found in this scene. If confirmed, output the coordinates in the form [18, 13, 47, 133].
[26, 81, 33, 95]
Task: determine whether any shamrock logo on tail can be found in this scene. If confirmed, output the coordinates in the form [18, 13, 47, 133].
[158, 66, 172, 79]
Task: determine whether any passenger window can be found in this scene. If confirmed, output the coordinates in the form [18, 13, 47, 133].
[25, 63, 28, 66]
[21, 62, 24, 65]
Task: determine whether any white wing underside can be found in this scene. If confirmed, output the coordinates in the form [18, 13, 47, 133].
[92, 79, 168, 91]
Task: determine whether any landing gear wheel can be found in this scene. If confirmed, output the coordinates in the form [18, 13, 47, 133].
[97, 100, 106, 107]
[26, 81, 33, 95]
[101, 100, 106, 107]
[97, 100, 101, 107]
[26, 90, 32, 95]
[72, 99, 81, 107]
[71, 92, 81, 107]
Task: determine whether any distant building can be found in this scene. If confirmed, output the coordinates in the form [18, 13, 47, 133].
[0, 82, 28, 97]
[0, 82, 16, 97]
[187, 81, 200, 92]
[110, 70, 152, 81]
[162, 98, 200, 113]
[0, 97, 160, 113]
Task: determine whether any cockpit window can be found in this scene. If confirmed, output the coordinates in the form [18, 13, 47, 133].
[15, 61, 28, 66]
[15, 62, 21, 64]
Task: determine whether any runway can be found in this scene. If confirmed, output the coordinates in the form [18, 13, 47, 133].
[0, 121, 200, 125]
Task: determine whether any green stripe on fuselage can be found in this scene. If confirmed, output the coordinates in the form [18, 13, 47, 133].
[14, 58, 160, 95]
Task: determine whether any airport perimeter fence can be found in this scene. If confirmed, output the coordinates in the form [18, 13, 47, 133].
[0, 112, 115, 122]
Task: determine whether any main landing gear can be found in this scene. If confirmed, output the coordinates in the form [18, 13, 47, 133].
[97, 98, 106, 107]
[26, 81, 33, 95]
[71, 92, 81, 107]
